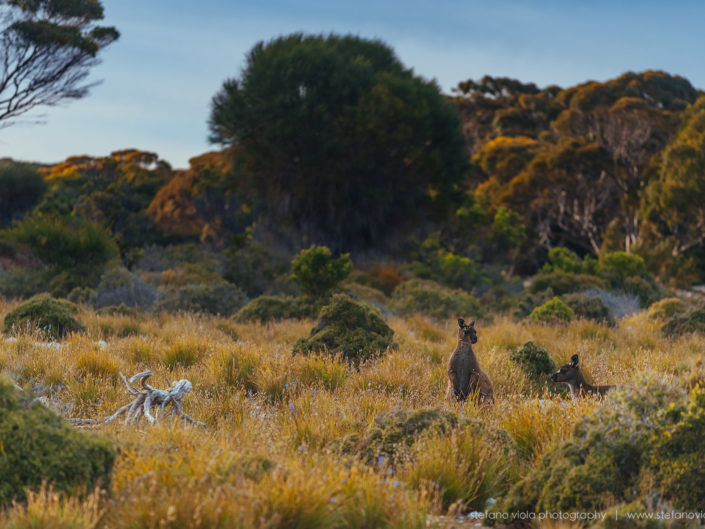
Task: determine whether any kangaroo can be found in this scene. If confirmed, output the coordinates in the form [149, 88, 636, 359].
[446, 318, 494, 404]
[550, 354, 614, 398]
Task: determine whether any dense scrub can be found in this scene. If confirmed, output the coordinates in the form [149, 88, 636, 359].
[3, 295, 84, 339]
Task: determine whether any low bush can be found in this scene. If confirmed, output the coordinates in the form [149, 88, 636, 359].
[235, 295, 304, 323]
[528, 273, 608, 296]
[93, 267, 157, 309]
[0, 379, 115, 506]
[293, 294, 394, 365]
[155, 278, 247, 316]
[390, 278, 483, 320]
[510, 341, 556, 381]
[561, 293, 615, 325]
[648, 297, 689, 320]
[331, 408, 465, 466]
[541, 247, 597, 275]
[529, 297, 574, 324]
[661, 307, 705, 337]
[598, 251, 647, 283]
[223, 241, 290, 298]
[3, 295, 84, 339]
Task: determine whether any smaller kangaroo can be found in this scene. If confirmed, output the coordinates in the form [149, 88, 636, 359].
[550, 354, 614, 398]
[446, 318, 494, 404]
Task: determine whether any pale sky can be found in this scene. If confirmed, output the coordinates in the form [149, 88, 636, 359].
[2, 0, 704, 169]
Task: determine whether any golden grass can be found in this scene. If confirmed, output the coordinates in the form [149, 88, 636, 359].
[1, 300, 703, 527]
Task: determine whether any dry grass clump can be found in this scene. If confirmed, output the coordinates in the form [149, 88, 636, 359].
[2, 296, 705, 527]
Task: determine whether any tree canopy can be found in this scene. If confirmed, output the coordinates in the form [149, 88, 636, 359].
[209, 33, 469, 250]
[0, 0, 119, 126]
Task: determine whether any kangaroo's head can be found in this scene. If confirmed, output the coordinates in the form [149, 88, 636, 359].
[457, 318, 477, 344]
[551, 354, 580, 383]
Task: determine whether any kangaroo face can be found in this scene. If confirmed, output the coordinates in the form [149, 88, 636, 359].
[551, 354, 580, 383]
[457, 318, 478, 344]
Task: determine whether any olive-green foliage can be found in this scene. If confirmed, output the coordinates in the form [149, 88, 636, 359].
[93, 266, 157, 309]
[406, 234, 480, 291]
[529, 272, 608, 295]
[3, 213, 119, 296]
[3, 295, 84, 339]
[529, 297, 574, 323]
[293, 294, 393, 365]
[495, 377, 688, 517]
[235, 295, 305, 323]
[390, 278, 483, 320]
[661, 307, 705, 336]
[0, 159, 47, 228]
[331, 408, 464, 466]
[0, 379, 115, 506]
[291, 245, 352, 299]
[541, 247, 597, 275]
[514, 288, 555, 318]
[155, 279, 247, 316]
[562, 292, 615, 325]
[491, 206, 527, 250]
[623, 275, 665, 307]
[510, 341, 556, 380]
[649, 385, 705, 510]
[598, 251, 647, 284]
[647, 297, 688, 320]
[209, 33, 469, 251]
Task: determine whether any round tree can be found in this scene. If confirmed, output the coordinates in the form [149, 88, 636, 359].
[209, 33, 469, 250]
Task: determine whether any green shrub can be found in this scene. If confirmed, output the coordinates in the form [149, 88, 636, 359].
[623, 275, 665, 307]
[235, 295, 304, 322]
[0, 159, 47, 228]
[561, 293, 615, 325]
[510, 341, 556, 380]
[67, 286, 96, 305]
[3, 295, 84, 339]
[648, 297, 689, 320]
[529, 297, 574, 323]
[155, 278, 247, 316]
[331, 408, 465, 466]
[529, 272, 608, 295]
[390, 278, 483, 320]
[291, 245, 352, 299]
[293, 294, 393, 365]
[514, 288, 555, 318]
[493, 377, 687, 517]
[598, 251, 647, 283]
[93, 267, 157, 309]
[541, 247, 597, 275]
[0, 379, 115, 506]
[662, 307, 705, 336]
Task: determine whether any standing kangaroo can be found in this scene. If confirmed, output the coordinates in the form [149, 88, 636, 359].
[550, 354, 614, 398]
[446, 318, 494, 403]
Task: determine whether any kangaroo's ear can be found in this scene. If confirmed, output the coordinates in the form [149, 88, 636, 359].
[570, 354, 579, 367]
[468, 319, 475, 327]
[457, 318, 466, 329]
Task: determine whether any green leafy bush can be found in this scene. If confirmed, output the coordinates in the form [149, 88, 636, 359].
[0, 159, 47, 228]
[291, 245, 352, 299]
[541, 247, 597, 275]
[93, 266, 157, 309]
[561, 292, 615, 325]
[235, 295, 304, 323]
[623, 275, 665, 307]
[3, 295, 84, 339]
[529, 297, 574, 323]
[390, 278, 483, 320]
[0, 379, 115, 506]
[529, 272, 608, 296]
[293, 294, 393, 365]
[223, 241, 290, 298]
[662, 307, 705, 336]
[598, 251, 647, 283]
[155, 279, 247, 316]
[510, 341, 556, 380]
